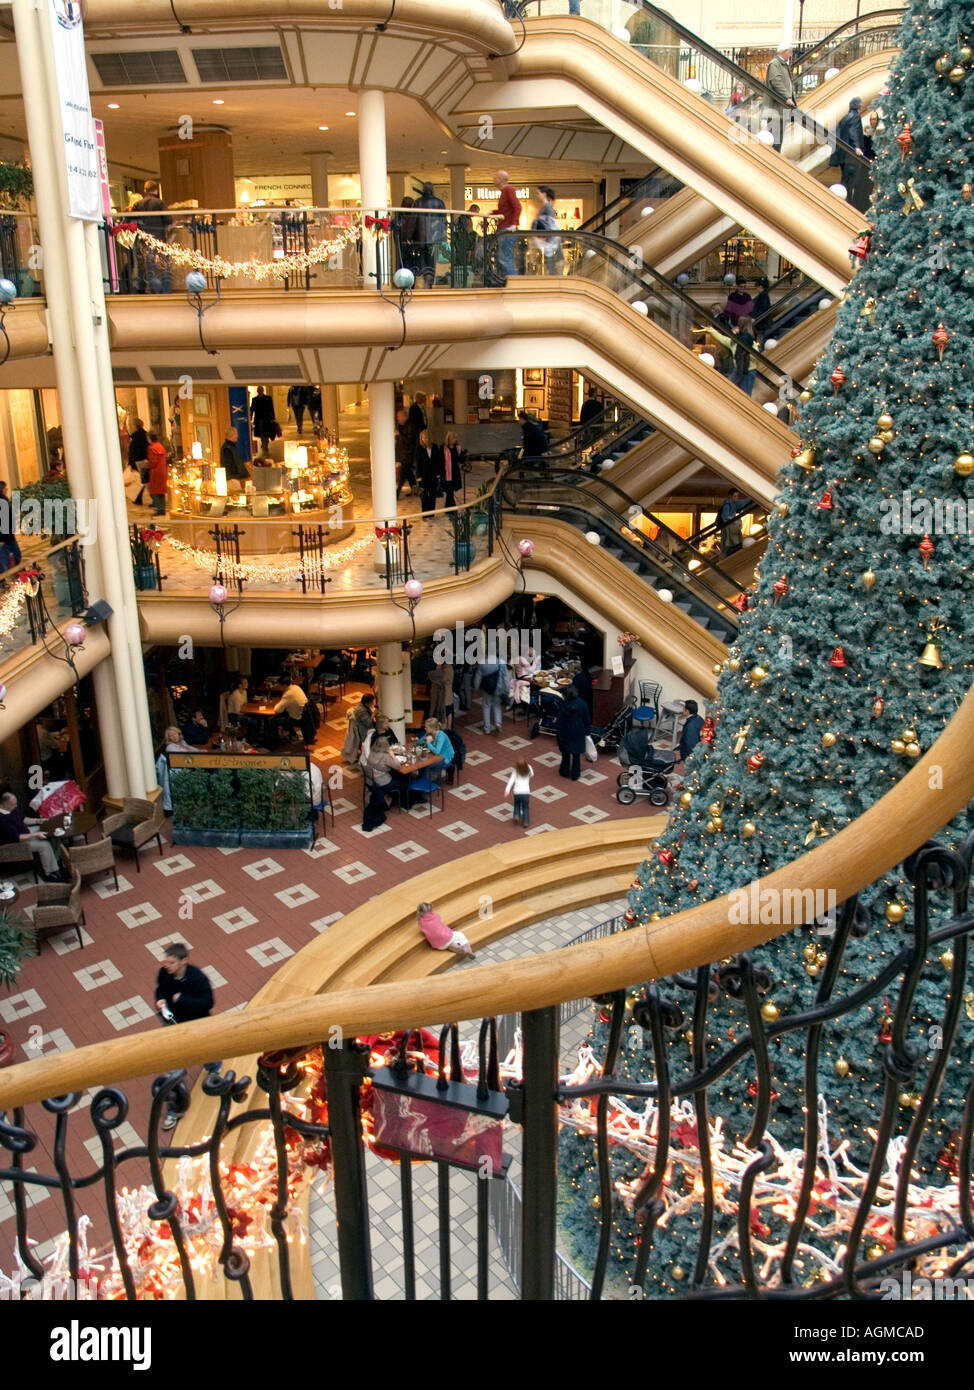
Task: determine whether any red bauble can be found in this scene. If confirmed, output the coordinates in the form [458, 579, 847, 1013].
[896, 122, 913, 159]
[829, 366, 846, 393]
[658, 848, 675, 867]
[772, 576, 788, 601]
[872, 696, 885, 718]
[932, 322, 950, 361]
[918, 533, 935, 569]
[848, 232, 871, 261]
[817, 488, 834, 511]
[732, 591, 749, 612]
[829, 646, 848, 668]
[700, 717, 716, 744]
[746, 751, 765, 774]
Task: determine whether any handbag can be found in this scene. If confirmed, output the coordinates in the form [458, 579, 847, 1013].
[371, 1021, 509, 1175]
[584, 735, 598, 762]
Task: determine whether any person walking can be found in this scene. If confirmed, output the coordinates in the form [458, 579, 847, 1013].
[130, 180, 173, 294]
[128, 416, 150, 486]
[474, 650, 509, 735]
[220, 427, 250, 487]
[395, 408, 416, 497]
[154, 942, 218, 1129]
[505, 759, 534, 828]
[441, 430, 466, 507]
[530, 185, 562, 275]
[490, 170, 522, 281]
[249, 386, 277, 453]
[287, 384, 309, 435]
[407, 392, 428, 445]
[428, 662, 454, 725]
[518, 410, 550, 460]
[415, 429, 442, 512]
[556, 683, 591, 781]
[413, 181, 446, 288]
[764, 43, 797, 148]
[146, 431, 168, 515]
[0, 481, 22, 571]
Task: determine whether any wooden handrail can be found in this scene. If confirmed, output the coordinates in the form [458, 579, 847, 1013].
[3, 683, 974, 1108]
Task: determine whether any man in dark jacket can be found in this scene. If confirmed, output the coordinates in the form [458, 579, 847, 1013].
[407, 392, 428, 445]
[221, 427, 250, 484]
[833, 97, 868, 209]
[556, 684, 591, 781]
[518, 410, 549, 460]
[154, 941, 217, 1129]
[414, 430, 443, 512]
[413, 182, 446, 287]
[130, 180, 173, 294]
[249, 386, 277, 452]
[128, 417, 150, 482]
[678, 700, 704, 765]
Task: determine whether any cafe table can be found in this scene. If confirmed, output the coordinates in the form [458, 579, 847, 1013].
[393, 747, 445, 809]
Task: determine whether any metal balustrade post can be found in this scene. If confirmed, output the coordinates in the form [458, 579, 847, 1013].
[520, 1006, 559, 1300]
[320, 1040, 374, 1300]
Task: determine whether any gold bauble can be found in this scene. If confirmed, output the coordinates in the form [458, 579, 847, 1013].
[705, 819, 717, 834]
[761, 1001, 780, 1022]
[935, 55, 949, 73]
[750, 665, 769, 686]
[877, 412, 894, 432]
[816, 951, 828, 967]
[961, 45, 974, 63]
[649, 911, 663, 921]
[885, 900, 907, 925]
[880, 429, 894, 443]
[891, 739, 906, 755]
[821, 731, 837, 748]
[803, 943, 818, 962]
[835, 1056, 851, 1078]
[868, 436, 885, 455]
[904, 742, 922, 759]
[949, 64, 966, 83]
[963, 183, 972, 203]
[940, 948, 955, 971]
[806, 963, 820, 978]
[680, 791, 693, 808]
[902, 727, 918, 744]
[712, 662, 724, 675]
[711, 815, 723, 832]
[954, 451, 974, 476]
[777, 502, 789, 518]
[799, 388, 812, 403]
[708, 801, 722, 816]
[867, 1243, 885, 1261]
[728, 656, 741, 672]
[670, 1265, 686, 1282]
[741, 821, 756, 840]
[899, 1090, 914, 1108]
[591, 1194, 601, 1209]
[862, 569, 876, 591]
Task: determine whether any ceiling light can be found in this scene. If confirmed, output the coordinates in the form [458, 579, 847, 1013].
[345, 111, 356, 116]
[213, 98, 225, 105]
[107, 103, 120, 110]
[318, 125, 329, 131]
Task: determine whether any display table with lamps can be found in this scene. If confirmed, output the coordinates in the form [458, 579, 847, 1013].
[165, 440, 355, 554]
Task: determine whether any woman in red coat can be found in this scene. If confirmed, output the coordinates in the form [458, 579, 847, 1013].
[146, 432, 168, 515]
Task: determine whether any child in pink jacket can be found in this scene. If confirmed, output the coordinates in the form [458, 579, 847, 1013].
[418, 902, 475, 958]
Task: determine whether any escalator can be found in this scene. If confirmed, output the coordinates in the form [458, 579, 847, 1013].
[459, 3, 871, 290]
[791, 8, 905, 90]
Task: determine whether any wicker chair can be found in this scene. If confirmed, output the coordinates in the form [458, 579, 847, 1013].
[0, 840, 40, 884]
[67, 836, 119, 892]
[101, 798, 166, 872]
[33, 868, 85, 952]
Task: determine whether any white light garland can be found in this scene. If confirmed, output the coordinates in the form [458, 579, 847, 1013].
[164, 533, 375, 584]
[128, 222, 360, 283]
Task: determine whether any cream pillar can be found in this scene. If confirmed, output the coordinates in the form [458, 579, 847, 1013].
[320, 384, 340, 442]
[376, 642, 406, 742]
[13, 0, 155, 798]
[603, 171, 622, 206]
[369, 379, 398, 568]
[448, 164, 466, 214]
[400, 647, 414, 734]
[310, 152, 331, 209]
[358, 90, 388, 291]
[452, 378, 469, 428]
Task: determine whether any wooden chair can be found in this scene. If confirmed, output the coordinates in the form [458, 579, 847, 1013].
[101, 798, 166, 872]
[67, 836, 119, 892]
[0, 840, 40, 884]
[33, 868, 85, 952]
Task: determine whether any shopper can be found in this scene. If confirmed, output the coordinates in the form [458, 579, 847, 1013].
[474, 650, 509, 735]
[417, 901, 475, 958]
[154, 942, 218, 1129]
[413, 181, 446, 288]
[530, 185, 562, 274]
[250, 386, 277, 453]
[128, 417, 149, 482]
[146, 431, 168, 515]
[181, 709, 210, 746]
[441, 430, 466, 507]
[678, 700, 704, 766]
[273, 678, 309, 739]
[415, 429, 442, 512]
[490, 170, 522, 281]
[718, 489, 745, 555]
[764, 43, 796, 150]
[156, 726, 192, 814]
[395, 408, 416, 497]
[0, 481, 22, 571]
[723, 277, 754, 326]
[287, 384, 309, 435]
[419, 717, 454, 767]
[341, 691, 376, 763]
[731, 316, 758, 396]
[505, 759, 535, 828]
[363, 728, 408, 830]
[0, 791, 67, 881]
[518, 410, 550, 460]
[407, 392, 428, 445]
[556, 683, 591, 781]
[220, 427, 250, 486]
[131, 180, 173, 294]
[428, 662, 454, 725]
[122, 462, 146, 506]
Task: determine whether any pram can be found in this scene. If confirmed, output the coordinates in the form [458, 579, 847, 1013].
[593, 701, 634, 752]
[615, 729, 676, 807]
[528, 688, 563, 739]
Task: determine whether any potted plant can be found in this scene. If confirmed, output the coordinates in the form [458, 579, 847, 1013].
[0, 906, 37, 995]
[470, 479, 493, 537]
[131, 527, 163, 591]
[238, 768, 313, 849]
[449, 509, 475, 571]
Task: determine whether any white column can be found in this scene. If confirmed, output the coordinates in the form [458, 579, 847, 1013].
[782, 0, 794, 46]
[400, 647, 414, 734]
[310, 152, 330, 209]
[13, 0, 155, 798]
[453, 378, 469, 427]
[358, 89, 388, 291]
[377, 642, 405, 743]
[369, 379, 397, 568]
[448, 164, 466, 214]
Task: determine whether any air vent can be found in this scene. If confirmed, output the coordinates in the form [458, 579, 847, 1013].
[229, 364, 304, 381]
[193, 47, 288, 83]
[91, 50, 187, 86]
[111, 367, 142, 382]
[148, 365, 223, 381]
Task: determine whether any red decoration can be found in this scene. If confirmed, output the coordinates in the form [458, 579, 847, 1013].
[746, 751, 765, 774]
[732, 591, 749, 613]
[790, 445, 803, 459]
[932, 322, 950, 361]
[937, 1130, 959, 1176]
[140, 528, 164, 543]
[829, 646, 848, 668]
[918, 533, 935, 569]
[658, 848, 675, 867]
[896, 122, 913, 160]
[364, 215, 391, 233]
[817, 489, 834, 511]
[848, 231, 871, 262]
[772, 576, 788, 602]
[829, 366, 846, 393]
[109, 221, 138, 235]
[750, 1210, 771, 1238]
[700, 717, 716, 744]
[624, 908, 636, 923]
[872, 695, 885, 718]
[747, 1081, 779, 1101]
[374, 524, 402, 539]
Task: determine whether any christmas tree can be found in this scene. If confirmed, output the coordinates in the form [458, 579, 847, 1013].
[560, 0, 974, 1293]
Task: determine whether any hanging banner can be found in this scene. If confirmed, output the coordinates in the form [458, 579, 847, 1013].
[94, 118, 118, 290]
[46, 0, 101, 221]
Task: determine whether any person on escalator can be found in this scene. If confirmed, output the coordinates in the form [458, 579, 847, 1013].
[731, 316, 757, 396]
[832, 98, 868, 209]
[578, 389, 605, 445]
[518, 410, 550, 462]
[751, 277, 772, 342]
[765, 43, 797, 149]
[723, 277, 754, 327]
[718, 489, 745, 556]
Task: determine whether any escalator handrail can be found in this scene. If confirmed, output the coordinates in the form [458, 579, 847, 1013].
[578, 167, 684, 236]
[502, 226, 806, 393]
[507, 463, 745, 598]
[542, 405, 642, 464]
[504, 472, 742, 628]
[687, 500, 769, 551]
[793, 8, 905, 71]
[522, 0, 871, 173]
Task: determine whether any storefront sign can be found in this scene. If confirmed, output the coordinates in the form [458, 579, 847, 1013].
[168, 752, 307, 771]
[46, 1, 101, 221]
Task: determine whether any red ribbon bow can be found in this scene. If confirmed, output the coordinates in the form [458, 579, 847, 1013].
[17, 568, 39, 583]
[374, 525, 401, 539]
[364, 216, 390, 231]
[110, 221, 138, 235]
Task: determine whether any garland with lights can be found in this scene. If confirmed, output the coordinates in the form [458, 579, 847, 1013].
[164, 532, 376, 584]
[112, 220, 360, 283]
[560, 0, 974, 1294]
[0, 571, 36, 638]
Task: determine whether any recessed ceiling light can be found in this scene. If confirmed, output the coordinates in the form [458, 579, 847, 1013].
[107, 103, 120, 110]
[318, 125, 329, 131]
[213, 98, 225, 105]
[345, 111, 356, 116]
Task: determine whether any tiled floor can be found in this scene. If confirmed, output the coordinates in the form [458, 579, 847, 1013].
[2, 695, 652, 1263]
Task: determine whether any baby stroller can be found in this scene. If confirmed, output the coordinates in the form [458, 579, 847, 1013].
[615, 729, 675, 807]
[594, 701, 634, 753]
[529, 689, 563, 740]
